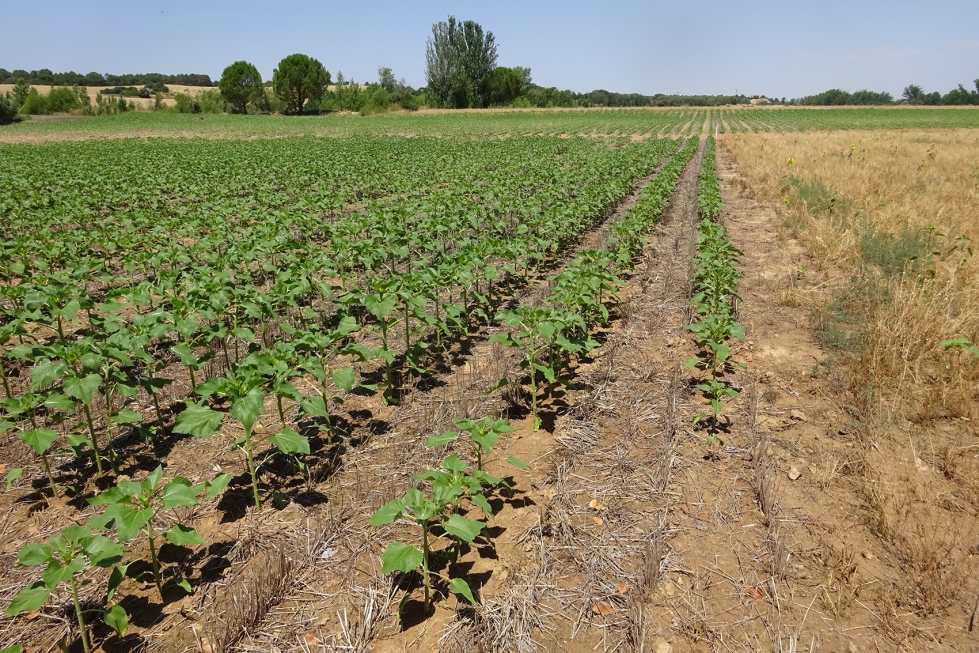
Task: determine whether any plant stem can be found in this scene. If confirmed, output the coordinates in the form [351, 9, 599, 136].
[0, 362, 10, 399]
[149, 388, 165, 435]
[320, 376, 334, 443]
[82, 404, 104, 476]
[421, 522, 431, 611]
[529, 349, 540, 432]
[244, 427, 260, 509]
[146, 518, 164, 600]
[404, 302, 411, 356]
[69, 576, 92, 653]
[233, 315, 240, 364]
[276, 396, 286, 428]
[103, 383, 119, 468]
[40, 453, 58, 497]
[220, 335, 231, 370]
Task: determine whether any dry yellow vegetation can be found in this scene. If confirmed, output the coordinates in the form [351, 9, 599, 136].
[725, 129, 979, 422]
[0, 84, 214, 109]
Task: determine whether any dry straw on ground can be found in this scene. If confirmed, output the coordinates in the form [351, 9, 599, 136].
[725, 129, 979, 422]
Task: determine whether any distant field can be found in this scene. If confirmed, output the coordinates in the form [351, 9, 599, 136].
[1, 106, 979, 143]
[0, 83, 215, 110]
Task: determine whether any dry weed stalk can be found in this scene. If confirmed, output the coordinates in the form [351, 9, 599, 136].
[334, 577, 397, 652]
[818, 541, 859, 619]
[641, 521, 668, 599]
[766, 521, 788, 582]
[202, 520, 338, 652]
[754, 431, 779, 525]
[440, 569, 553, 653]
[891, 502, 977, 616]
[205, 547, 297, 653]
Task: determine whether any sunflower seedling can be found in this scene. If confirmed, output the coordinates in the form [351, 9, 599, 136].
[88, 465, 230, 599]
[4, 526, 129, 653]
[425, 417, 529, 473]
[369, 464, 488, 614]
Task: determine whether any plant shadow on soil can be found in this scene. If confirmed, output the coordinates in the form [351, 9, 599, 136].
[393, 549, 498, 630]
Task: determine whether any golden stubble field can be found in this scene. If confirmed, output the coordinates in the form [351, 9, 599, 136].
[726, 129, 979, 418]
[724, 129, 979, 646]
[0, 84, 214, 109]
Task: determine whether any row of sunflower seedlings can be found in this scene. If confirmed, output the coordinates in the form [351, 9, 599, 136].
[360, 138, 697, 613]
[3, 468, 231, 653]
[488, 137, 701, 432]
[683, 136, 746, 448]
[366, 139, 700, 619]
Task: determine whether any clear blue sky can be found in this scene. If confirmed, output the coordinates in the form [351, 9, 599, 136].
[3, 0, 977, 98]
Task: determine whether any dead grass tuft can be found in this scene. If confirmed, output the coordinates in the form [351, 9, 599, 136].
[817, 540, 860, 619]
[891, 502, 977, 616]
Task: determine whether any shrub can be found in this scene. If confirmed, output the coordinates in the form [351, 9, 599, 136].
[360, 85, 391, 115]
[19, 88, 47, 115]
[46, 86, 82, 113]
[397, 92, 419, 111]
[0, 93, 21, 125]
[173, 93, 201, 114]
[196, 90, 225, 114]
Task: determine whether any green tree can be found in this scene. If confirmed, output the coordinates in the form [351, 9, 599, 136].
[512, 66, 532, 89]
[378, 66, 397, 92]
[488, 66, 523, 106]
[218, 60, 263, 114]
[0, 93, 19, 125]
[424, 16, 498, 109]
[902, 84, 923, 104]
[12, 78, 30, 107]
[273, 54, 330, 115]
[19, 88, 47, 115]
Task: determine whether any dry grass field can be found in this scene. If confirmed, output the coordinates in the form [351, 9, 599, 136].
[726, 130, 979, 420]
[0, 84, 215, 110]
[724, 130, 979, 649]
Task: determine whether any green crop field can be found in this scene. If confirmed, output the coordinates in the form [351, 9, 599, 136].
[2, 106, 979, 651]
[3, 106, 979, 143]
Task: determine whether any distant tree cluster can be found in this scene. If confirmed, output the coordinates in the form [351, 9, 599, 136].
[787, 81, 979, 106]
[900, 81, 979, 105]
[0, 69, 213, 87]
[213, 56, 421, 116]
[791, 89, 894, 106]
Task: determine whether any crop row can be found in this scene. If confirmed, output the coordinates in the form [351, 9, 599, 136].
[369, 135, 700, 612]
[6, 107, 976, 145]
[491, 136, 701, 429]
[684, 137, 746, 447]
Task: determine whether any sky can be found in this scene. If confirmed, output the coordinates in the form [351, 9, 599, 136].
[2, 0, 978, 99]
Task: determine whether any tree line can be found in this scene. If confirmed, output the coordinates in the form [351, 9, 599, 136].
[787, 81, 979, 106]
[0, 69, 213, 87]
